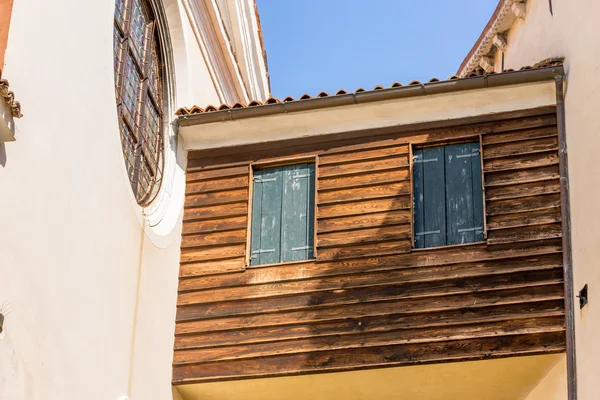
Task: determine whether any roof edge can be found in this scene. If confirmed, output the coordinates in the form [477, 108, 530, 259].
[178, 65, 563, 127]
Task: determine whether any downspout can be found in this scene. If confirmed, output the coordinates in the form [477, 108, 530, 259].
[555, 73, 577, 400]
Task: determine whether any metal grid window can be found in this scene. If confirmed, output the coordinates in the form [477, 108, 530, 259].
[113, 0, 165, 206]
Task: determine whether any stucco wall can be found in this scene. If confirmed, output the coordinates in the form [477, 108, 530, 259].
[524, 356, 567, 400]
[497, 1, 600, 399]
[0, 1, 220, 399]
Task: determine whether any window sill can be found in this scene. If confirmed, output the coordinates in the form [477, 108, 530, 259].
[411, 240, 487, 252]
[246, 258, 317, 269]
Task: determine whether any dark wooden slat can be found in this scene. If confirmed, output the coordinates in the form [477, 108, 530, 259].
[317, 210, 411, 233]
[175, 284, 564, 334]
[485, 165, 560, 187]
[318, 196, 411, 219]
[178, 253, 562, 303]
[181, 229, 247, 249]
[172, 331, 566, 383]
[319, 156, 409, 178]
[180, 244, 246, 263]
[316, 239, 411, 261]
[185, 189, 248, 208]
[318, 168, 409, 191]
[317, 224, 411, 248]
[483, 137, 558, 160]
[183, 202, 248, 222]
[181, 240, 562, 291]
[486, 193, 561, 216]
[487, 223, 563, 245]
[179, 258, 246, 278]
[174, 317, 565, 365]
[182, 215, 247, 235]
[482, 126, 557, 145]
[486, 180, 561, 201]
[186, 165, 248, 182]
[488, 208, 562, 231]
[186, 175, 248, 195]
[484, 151, 559, 173]
[318, 182, 410, 205]
[174, 300, 565, 350]
[177, 268, 563, 320]
[319, 144, 409, 165]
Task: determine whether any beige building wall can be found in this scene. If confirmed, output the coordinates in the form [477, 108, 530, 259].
[0, 1, 265, 399]
[490, 0, 600, 398]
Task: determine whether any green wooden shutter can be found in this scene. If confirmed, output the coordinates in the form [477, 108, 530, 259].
[445, 143, 484, 245]
[281, 163, 315, 262]
[250, 167, 283, 265]
[413, 147, 446, 248]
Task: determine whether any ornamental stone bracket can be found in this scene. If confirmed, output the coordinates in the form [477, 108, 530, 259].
[0, 78, 22, 142]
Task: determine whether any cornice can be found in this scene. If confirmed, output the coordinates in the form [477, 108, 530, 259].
[0, 78, 22, 118]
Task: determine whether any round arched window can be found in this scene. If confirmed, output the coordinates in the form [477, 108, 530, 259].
[113, 0, 165, 206]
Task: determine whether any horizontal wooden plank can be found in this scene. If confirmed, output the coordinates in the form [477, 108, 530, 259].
[178, 253, 562, 303]
[486, 180, 561, 201]
[488, 208, 562, 231]
[484, 151, 559, 173]
[174, 299, 564, 350]
[317, 239, 412, 261]
[318, 182, 410, 205]
[182, 215, 247, 235]
[318, 168, 409, 191]
[488, 223, 563, 245]
[183, 202, 248, 222]
[180, 244, 246, 264]
[319, 156, 409, 178]
[482, 126, 557, 145]
[181, 240, 562, 291]
[181, 229, 247, 249]
[186, 165, 248, 182]
[175, 283, 564, 335]
[317, 210, 411, 233]
[177, 268, 563, 321]
[317, 224, 411, 248]
[318, 196, 411, 219]
[486, 193, 561, 216]
[186, 175, 248, 195]
[185, 189, 248, 208]
[174, 316, 564, 365]
[483, 137, 558, 159]
[485, 165, 560, 187]
[172, 331, 566, 383]
[319, 144, 409, 165]
[179, 258, 246, 278]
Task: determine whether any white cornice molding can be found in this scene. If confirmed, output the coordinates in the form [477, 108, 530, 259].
[181, 0, 249, 105]
[458, 0, 528, 77]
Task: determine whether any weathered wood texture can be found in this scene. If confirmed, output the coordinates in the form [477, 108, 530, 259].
[175, 107, 565, 384]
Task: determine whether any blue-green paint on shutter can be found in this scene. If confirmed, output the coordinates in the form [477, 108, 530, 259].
[445, 143, 476, 245]
[251, 167, 283, 265]
[413, 141, 484, 249]
[414, 146, 446, 248]
[281, 163, 315, 262]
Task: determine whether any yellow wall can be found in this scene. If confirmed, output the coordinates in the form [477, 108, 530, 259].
[524, 356, 567, 400]
[492, 1, 600, 398]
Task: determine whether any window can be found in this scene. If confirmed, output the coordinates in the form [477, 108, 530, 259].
[113, 0, 165, 206]
[413, 142, 484, 249]
[250, 164, 316, 266]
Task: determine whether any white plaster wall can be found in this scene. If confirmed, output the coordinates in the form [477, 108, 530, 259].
[0, 1, 220, 399]
[499, 1, 600, 399]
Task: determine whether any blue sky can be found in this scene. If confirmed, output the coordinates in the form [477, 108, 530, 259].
[255, 0, 498, 99]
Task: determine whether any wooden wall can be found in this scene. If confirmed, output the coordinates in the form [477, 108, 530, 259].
[173, 106, 566, 384]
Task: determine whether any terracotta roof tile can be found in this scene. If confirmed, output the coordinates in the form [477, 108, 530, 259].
[0, 78, 23, 118]
[175, 61, 564, 116]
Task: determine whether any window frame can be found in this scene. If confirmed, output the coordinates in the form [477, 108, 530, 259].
[114, 0, 165, 206]
[246, 156, 319, 267]
[409, 136, 487, 250]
